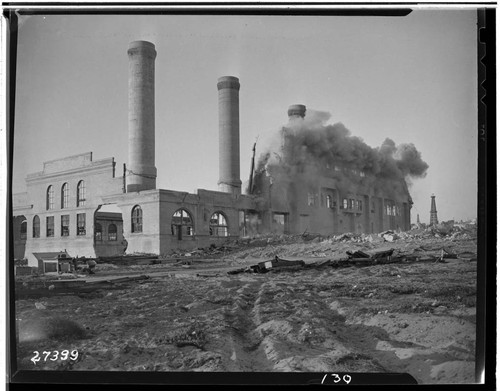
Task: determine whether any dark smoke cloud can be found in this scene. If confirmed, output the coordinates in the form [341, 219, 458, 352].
[395, 143, 429, 177]
[252, 109, 428, 196]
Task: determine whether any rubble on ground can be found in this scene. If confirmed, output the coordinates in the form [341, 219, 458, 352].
[14, 224, 477, 383]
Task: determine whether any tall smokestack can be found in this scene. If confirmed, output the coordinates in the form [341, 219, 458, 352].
[430, 194, 438, 225]
[287, 104, 306, 119]
[127, 40, 157, 192]
[217, 76, 241, 195]
[282, 104, 307, 161]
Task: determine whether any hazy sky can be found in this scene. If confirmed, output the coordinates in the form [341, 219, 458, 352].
[12, 10, 478, 222]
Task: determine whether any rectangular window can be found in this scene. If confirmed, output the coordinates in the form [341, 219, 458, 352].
[342, 198, 348, 209]
[348, 199, 354, 209]
[108, 224, 117, 241]
[46, 216, 54, 237]
[385, 202, 397, 216]
[61, 215, 70, 236]
[77, 213, 86, 236]
[326, 195, 333, 209]
[356, 200, 362, 211]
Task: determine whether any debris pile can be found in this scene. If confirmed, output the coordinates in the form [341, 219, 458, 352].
[228, 256, 305, 274]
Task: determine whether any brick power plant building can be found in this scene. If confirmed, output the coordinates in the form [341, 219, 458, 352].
[12, 41, 415, 267]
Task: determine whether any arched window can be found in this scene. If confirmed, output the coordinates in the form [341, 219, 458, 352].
[95, 223, 102, 241]
[20, 220, 27, 240]
[61, 183, 69, 209]
[108, 224, 117, 241]
[171, 208, 193, 240]
[131, 205, 142, 233]
[46, 185, 54, 210]
[209, 212, 228, 237]
[77, 180, 86, 207]
[33, 215, 40, 238]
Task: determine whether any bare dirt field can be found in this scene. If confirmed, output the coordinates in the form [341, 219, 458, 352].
[14, 233, 477, 384]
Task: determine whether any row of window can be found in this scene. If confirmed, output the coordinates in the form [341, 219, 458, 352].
[308, 193, 362, 212]
[386, 205, 401, 216]
[46, 181, 86, 210]
[31, 213, 87, 238]
[308, 193, 336, 207]
[341, 198, 363, 211]
[95, 223, 118, 241]
[130, 206, 229, 238]
[308, 193, 404, 216]
[22, 207, 230, 240]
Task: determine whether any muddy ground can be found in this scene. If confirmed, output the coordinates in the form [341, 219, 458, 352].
[14, 235, 477, 384]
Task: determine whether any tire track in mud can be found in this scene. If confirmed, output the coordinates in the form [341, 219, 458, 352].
[220, 273, 390, 372]
[221, 280, 274, 371]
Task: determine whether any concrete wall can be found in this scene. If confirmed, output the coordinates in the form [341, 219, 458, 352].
[19, 153, 124, 266]
[266, 171, 411, 236]
[104, 188, 257, 256]
[112, 190, 161, 255]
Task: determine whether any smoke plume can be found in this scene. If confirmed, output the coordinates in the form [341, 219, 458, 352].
[252, 109, 428, 198]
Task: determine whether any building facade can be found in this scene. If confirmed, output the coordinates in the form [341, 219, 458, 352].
[12, 40, 413, 267]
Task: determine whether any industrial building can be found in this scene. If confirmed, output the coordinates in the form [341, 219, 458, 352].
[12, 40, 413, 267]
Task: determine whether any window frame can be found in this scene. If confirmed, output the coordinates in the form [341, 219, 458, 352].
[20, 220, 27, 240]
[131, 205, 143, 233]
[77, 180, 86, 207]
[61, 183, 69, 209]
[77, 213, 86, 236]
[61, 214, 70, 237]
[46, 216, 55, 237]
[33, 215, 40, 238]
[46, 185, 54, 210]
[209, 211, 229, 237]
[108, 223, 117, 241]
[326, 195, 333, 209]
[95, 222, 103, 241]
[171, 208, 194, 239]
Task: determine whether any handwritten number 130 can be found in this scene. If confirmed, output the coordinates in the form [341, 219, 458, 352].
[321, 373, 352, 384]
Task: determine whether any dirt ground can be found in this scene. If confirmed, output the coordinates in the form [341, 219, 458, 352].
[14, 235, 477, 384]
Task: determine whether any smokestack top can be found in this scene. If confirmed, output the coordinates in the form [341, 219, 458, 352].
[288, 104, 306, 118]
[128, 41, 157, 57]
[217, 76, 240, 91]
